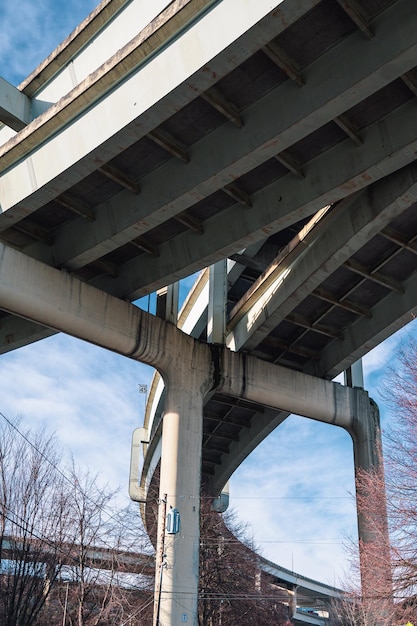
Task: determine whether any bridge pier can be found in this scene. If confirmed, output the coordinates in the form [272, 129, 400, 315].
[0, 243, 392, 624]
[154, 369, 207, 626]
[349, 392, 392, 600]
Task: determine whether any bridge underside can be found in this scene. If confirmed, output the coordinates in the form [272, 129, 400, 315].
[1, 0, 417, 364]
[1, 0, 417, 512]
[0, 1, 406, 622]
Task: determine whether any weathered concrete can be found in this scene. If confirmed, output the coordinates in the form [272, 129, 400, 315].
[207, 260, 227, 344]
[153, 366, 209, 625]
[0, 77, 30, 132]
[227, 163, 417, 353]
[0, 241, 389, 624]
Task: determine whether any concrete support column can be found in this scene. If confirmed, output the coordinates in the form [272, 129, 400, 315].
[0, 76, 31, 131]
[288, 584, 298, 618]
[154, 366, 207, 626]
[344, 358, 364, 388]
[156, 283, 179, 325]
[207, 260, 227, 344]
[349, 391, 392, 600]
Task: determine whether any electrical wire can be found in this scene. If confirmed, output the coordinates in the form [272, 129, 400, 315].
[118, 595, 154, 625]
[1, 501, 153, 595]
[0, 411, 354, 616]
[0, 412, 156, 608]
[2, 507, 155, 625]
[0, 411, 154, 547]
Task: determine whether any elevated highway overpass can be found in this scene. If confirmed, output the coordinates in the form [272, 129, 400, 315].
[1, 0, 417, 623]
[1, 534, 342, 625]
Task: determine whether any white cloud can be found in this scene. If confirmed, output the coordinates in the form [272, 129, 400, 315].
[0, 0, 98, 85]
[0, 326, 362, 585]
[231, 415, 357, 585]
[0, 333, 154, 501]
[229, 320, 417, 584]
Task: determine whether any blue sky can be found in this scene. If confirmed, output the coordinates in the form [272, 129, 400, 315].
[1, 0, 416, 587]
[0, 0, 98, 85]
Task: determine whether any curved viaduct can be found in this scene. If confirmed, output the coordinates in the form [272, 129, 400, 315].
[2, 0, 417, 623]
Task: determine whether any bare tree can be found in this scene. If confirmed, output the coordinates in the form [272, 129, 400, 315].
[0, 418, 74, 626]
[0, 417, 154, 626]
[336, 335, 417, 624]
[331, 458, 396, 626]
[330, 590, 396, 626]
[380, 337, 417, 622]
[56, 463, 154, 626]
[198, 496, 289, 625]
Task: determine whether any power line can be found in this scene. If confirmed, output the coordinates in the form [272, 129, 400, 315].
[227, 495, 351, 500]
[0, 413, 155, 591]
[0, 411, 152, 543]
[180, 493, 352, 500]
[1, 500, 155, 620]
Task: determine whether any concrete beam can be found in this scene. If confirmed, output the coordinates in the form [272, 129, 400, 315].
[312, 268, 417, 379]
[0, 238, 384, 605]
[0, 77, 30, 132]
[0, 315, 55, 354]
[209, 407, 291, 495]
[38, 0, 417, 272]
[226, 163, 417, 352]
[0, 242, 196, 374]
[207, 260, 227, 344]
[0, 0, 315, 221]
[0, 239, 371, 482]
[156, 283, 179, 325]
[91, 97, 417, 299]
[21, 0, 173, 103]
[218, 349, 370, 434]
[1, 0, 416, 263]
[260, 558, 342, 600]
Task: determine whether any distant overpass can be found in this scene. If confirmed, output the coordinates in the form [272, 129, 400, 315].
[1, 535, 342, 625]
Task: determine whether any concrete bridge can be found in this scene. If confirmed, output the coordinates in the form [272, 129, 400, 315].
[1, 534, 342, 625]
[1, 0, 417, 623]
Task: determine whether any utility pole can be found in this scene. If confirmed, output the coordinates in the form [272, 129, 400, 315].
[154, 494, 167, 626]
[62, 581, 69, 626]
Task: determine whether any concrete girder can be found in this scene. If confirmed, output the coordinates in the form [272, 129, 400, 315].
[226, 162, 417, 352]
[312, 267, 417, 380]
[0, 242, 195, 373]
[207, 260, 227, 344]
[0, 240, 265, 356]
[260, 559, 342, 601]
[0, 77, 30, 132]
[91, 97, 417, 299]
[2, 81, 417, 354]
[209, 406, 290, 496]
[28, 0, 417, 272]
[0, 316, 55, 354]
[141, 343, 379, 510]
[0, 0, 317, 223]
[15, 1, 134, 100]
[217, 349, 367, 433]
[0, 239, 372, 453]
[26, 0, 175, 112]
[141, 248, 267, 468]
